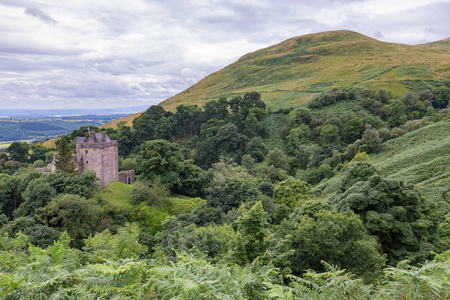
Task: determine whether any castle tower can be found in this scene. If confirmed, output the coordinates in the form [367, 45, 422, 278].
[76, 131, 118, 188]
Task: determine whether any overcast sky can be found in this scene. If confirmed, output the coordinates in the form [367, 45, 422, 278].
[0, 0, 449, 110]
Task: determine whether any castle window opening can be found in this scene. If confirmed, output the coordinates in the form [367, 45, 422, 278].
[85, 150, 88, 154]
[86, 160, 89, 164]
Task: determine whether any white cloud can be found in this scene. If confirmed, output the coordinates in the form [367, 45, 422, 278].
[0, 0, 448, 109]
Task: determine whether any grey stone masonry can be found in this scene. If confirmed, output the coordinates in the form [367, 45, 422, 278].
[76, 131, 119, 188]
[119, 170, 135, 185]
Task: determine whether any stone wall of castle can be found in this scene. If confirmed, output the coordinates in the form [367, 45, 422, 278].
[76, 132, 119, 188]
[119, 170, 135, 185]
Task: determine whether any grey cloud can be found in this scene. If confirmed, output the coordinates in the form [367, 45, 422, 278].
[97, 12, 133, 35]
[0, 45, 92, 56]
[0, 0, 34, 8]
[24, 7, 56, 25]
[95, 60, 137, 75]
[373, 31, 383, 38]
[337, 1, 450, 44]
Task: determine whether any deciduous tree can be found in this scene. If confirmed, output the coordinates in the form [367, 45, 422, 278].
[7, 142, 29, 163]
[280, 209, 385, 279]
[36, 194, 102, 247]
[332, 174, 438, 265]
[273, 178, 315, 209]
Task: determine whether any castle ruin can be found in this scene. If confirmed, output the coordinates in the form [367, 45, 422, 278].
[40, 131, 134, 188]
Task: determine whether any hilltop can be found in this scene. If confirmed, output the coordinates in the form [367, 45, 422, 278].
[103, 30, 449, 128]
[159, 30, 449, 111]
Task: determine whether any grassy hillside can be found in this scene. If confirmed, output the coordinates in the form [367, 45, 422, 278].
[159, 30, 449, 111]
[370, 121, 450, 201]
[417, 38, 450, 53]
[99, 182, 134, 207]
[316, 121, 450, 202]
[100, 112, 141, 129]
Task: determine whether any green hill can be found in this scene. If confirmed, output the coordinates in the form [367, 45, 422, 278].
[103, 30, 450, 128]
[160, 30, 450, 111]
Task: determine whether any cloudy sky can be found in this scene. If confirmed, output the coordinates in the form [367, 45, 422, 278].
[0, 0, 449, 110]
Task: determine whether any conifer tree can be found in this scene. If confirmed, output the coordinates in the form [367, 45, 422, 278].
[55, 135, 76, 174]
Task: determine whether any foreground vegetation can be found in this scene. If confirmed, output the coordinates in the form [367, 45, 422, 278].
[1, 229, 449, 299]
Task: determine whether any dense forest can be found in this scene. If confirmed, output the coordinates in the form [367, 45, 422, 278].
[1, 84, 450, 298]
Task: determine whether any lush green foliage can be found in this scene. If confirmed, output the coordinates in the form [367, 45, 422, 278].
[3, 85, 450, 298]
[273, 178, 315, 209]
[332, 169, 439, 265]
[1, 226, 448, 299]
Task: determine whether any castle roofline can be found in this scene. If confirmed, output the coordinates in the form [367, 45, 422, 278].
[76, 137, 87, 143]
[76, 131, 113, 144]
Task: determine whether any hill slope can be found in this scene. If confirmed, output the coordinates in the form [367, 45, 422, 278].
[159, 30, 449, 111]
[417, 38, 450, 53]
[317, 121, 450, 202]
[370, 121, 450, 201]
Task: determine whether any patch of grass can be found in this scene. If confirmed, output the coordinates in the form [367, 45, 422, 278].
[309, 99, 362, 119]
[358, 66, 372, 72]
[40, 139, 57, 148]
[168, 196, 205, 215]
[266, 90, 310, 110]
[418, 177, 450, 202]
[255, 52, 312, 66]
[99, 182, 133, 207]
[395, 65, 430, 78]
[308, 81, 336, 90]
[399, 80, 445, 92]
[360, 66, 399, 82]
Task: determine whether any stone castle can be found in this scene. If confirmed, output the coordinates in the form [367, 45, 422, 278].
[43, 131, 134, 188]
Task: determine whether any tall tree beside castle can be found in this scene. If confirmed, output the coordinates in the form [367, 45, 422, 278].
[56, 136, 76, 174]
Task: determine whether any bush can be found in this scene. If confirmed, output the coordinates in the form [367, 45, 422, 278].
[257, 181, 275, 198]
[267, 148, 289, 171]
[130, 179, 170, 207]
[273, 178, 315, 209]
[342, 161, 378, 190]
